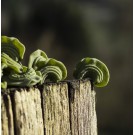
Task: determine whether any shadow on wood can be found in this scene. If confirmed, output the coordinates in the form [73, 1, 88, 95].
[1, 79, 97, 135]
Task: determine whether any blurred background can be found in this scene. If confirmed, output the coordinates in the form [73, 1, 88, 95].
[1, 0, 132, 134]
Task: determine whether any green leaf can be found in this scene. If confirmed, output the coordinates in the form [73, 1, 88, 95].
[40, 58, 67, 83]
[1, 53, 23, 73]
[1, 81, 7, 89]
[73, 57, 110, 87]
[2, 66, 42, 87]
[28, 49, 48, 70]
[1, 36, 25, 61]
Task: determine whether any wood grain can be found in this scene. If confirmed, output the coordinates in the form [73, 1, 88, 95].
[12, 88, 44, 135]
[69, 80, 97, 135]
[1, 80, 97, 135]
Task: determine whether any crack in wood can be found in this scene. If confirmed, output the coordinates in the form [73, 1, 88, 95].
[1, 79, 97, 135]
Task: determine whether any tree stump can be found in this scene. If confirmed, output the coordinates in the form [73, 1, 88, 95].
[1, 79, 97, 135]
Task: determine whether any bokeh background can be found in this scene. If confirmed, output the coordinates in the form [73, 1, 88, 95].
[1, 0, 133, 134]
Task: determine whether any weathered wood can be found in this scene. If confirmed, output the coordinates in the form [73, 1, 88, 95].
[12, 88, 44, 135]
[69, 80, 97, 135]
[1, 95, 14, 135]
[43, 82, 70, 135]
[1, 80, 97, 135]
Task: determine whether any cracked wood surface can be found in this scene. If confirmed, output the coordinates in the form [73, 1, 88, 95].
[1, 79, 97, 135]
[69, 80, 97, 135]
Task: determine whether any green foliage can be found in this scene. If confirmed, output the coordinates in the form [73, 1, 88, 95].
[28, 49, 48, 70]
[1, 36, 67, 89]
[1, 36, 25, 61]
[1, 36, 110, 89]
[73, 57, 110, 87]
[1, 53, 23, 73]
[28, 50, 67, 84]
[2, 66, 42, 87]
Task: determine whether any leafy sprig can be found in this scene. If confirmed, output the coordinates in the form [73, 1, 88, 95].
[1, 36, 67, 89]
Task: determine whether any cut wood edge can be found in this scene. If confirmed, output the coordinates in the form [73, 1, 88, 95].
[1, 79, 97, 135]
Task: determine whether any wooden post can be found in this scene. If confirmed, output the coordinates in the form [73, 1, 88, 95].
[1, 79, 97, 135]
